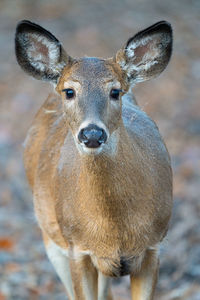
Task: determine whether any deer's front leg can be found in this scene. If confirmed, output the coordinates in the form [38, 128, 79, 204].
[44, 235, 98, 300]
[44, 237, 75, 300]
[130, 248, 159, 300]
[69, 255, 98, 300]
[98, 271, 113, 300]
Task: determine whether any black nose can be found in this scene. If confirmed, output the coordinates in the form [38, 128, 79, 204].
[78, 124, 107, 148]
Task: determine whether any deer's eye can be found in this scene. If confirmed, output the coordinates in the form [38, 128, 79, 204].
[110, 89, 122, 100]
[62, 88, 75, 99]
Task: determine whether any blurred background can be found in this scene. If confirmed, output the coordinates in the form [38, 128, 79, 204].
[0, 0, 200, 299]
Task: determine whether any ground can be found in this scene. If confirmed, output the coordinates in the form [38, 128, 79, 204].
[0, 0, 200, 299]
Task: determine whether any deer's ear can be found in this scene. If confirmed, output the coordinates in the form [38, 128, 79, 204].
[116, 21, 173, 84]
[15, 20, 72, 83]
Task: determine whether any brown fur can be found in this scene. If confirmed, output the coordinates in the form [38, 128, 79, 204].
[16, 20, 173, 299]
[25, 88, 172, 273]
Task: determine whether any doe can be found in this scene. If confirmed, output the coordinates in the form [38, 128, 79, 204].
[15, 20, 173, 300]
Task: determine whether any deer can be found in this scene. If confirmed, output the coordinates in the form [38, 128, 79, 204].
[15, 19, 173, 300]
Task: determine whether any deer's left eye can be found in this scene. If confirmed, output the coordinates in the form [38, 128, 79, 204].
[110, 89, 122, 100]
[62, 88, 75, 99]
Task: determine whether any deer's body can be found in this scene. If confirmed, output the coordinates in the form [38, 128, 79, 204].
[16, 21, 173, 299]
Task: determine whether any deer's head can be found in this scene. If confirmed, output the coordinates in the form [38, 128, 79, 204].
[15, 20, 172, 155]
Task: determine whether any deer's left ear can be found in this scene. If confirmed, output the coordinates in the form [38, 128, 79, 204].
[115, 21, 173, 84]
[15, 20, 72, 83]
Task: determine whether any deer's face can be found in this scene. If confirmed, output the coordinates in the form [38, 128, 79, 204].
[56, 58, 127, 154]
[15, 20, 172, 154]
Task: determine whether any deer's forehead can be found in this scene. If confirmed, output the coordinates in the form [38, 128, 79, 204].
[74, 58, 113, 78]
[62, 58, 120, 87]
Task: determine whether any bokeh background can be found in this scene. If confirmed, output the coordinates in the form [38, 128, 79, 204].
[0, 0, 200, 299]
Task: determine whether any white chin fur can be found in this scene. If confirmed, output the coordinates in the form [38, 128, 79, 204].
[77, 143, 104, 155]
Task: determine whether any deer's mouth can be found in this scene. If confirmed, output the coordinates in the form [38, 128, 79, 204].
[77, 142, 104, 155]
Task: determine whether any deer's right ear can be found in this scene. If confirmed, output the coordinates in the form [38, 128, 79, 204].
[15, 20, 72, 83]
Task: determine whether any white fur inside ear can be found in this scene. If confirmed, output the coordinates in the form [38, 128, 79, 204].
[19, 32, 66, 74]
[124, 57, 159, 79]
[126, 32, 170, 60]
[117, 35, 158, 76]
[123, 32, 171, 82]
[126, 35, 154, 59]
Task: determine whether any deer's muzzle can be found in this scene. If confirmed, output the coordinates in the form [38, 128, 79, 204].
[78, 124, 107, 148]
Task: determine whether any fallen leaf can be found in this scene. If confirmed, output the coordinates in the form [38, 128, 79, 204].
[0, 238, 14, 251]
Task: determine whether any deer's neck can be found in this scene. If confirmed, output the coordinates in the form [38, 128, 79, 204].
[76, 124, 143, 209]
[56, 124, 155, 254]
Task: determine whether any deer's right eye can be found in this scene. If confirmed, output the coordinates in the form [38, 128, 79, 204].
[62, 88, 75, 100]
